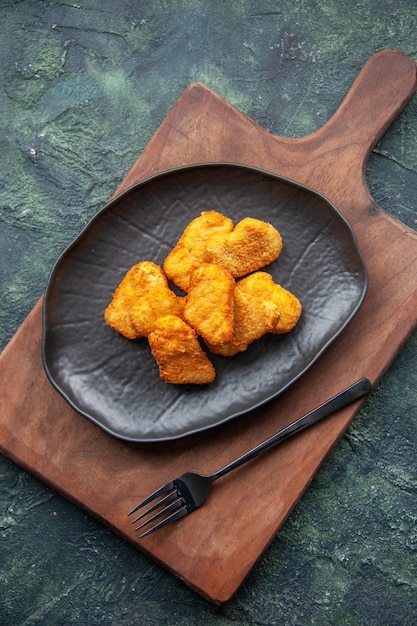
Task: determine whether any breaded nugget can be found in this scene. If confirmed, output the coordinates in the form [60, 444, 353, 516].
[206, 277, 281, 356]
[104, 261, 172, 339]
[184, 264, 235, 345]
[237, 272, 302, 334]
[130, 290, 184, 337]
[148, 315, 216, 384]
[206, 217, 282, 277]
[163, 211, 234, 291]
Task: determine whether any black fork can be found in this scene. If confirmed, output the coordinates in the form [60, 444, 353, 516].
[128, 378, 372, 537]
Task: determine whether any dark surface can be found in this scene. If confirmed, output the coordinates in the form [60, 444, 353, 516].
[43, 164, 367, 441]
[1, 1, 416, 624]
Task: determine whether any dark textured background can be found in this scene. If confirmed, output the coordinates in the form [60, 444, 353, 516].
[1, 1, 416, 624]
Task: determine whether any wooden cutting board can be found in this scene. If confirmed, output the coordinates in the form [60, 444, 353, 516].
[1, 50, 417, 605]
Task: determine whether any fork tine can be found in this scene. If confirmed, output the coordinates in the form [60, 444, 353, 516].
[134, 497, 183, 532]
[139, 505, 189, 538]
[130, 490, 178, 525]
[128, 480, 175, 516]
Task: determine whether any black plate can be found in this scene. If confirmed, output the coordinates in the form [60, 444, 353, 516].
[42, 164, 368, 442]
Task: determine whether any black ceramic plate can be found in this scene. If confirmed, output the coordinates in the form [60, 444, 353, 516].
[42, 164, 367, 442]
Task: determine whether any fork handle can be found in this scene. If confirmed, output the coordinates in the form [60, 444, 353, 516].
[211, 378, 372, 481]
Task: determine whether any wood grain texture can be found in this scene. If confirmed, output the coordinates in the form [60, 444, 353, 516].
[1, 50, 417, 604]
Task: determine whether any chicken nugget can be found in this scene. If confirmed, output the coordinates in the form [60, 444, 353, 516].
[237, 272, 302, 334]
[104, 261, 171, 339]
[130, 289, 184, 337]
[148, 315, 216, 384]
[206, 277, 281, 356]
[184, 264, 235, 345]
[206, 217, 282, 277]
[163, 211, 234, 291]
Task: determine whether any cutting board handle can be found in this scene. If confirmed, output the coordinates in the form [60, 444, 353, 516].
[287, 49, 417, 207]
[313, 49, 417, 159]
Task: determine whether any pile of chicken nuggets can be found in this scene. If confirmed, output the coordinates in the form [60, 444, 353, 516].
[104, 211, 302, 385]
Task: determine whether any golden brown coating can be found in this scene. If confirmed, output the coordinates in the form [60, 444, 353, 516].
[130, 289, 184, 337]
[183, 264, 235, 345]
[163, 211, 234, 291]
[238, 271, 302, 334]
[104, 261, 172, 339]
[206, 276, 281, 356]
[206, 217, 282, 278]
[148, 315, 216, 385]
[105, 261, 183, 340]
[104, 211, 299, 385]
